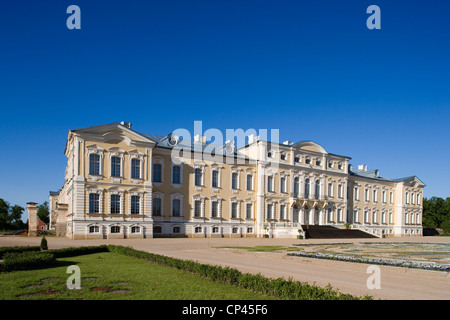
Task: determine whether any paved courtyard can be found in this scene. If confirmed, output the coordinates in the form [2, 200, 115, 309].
[1, 236, 449, 300]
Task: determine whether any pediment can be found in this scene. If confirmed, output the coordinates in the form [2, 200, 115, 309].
[70, 123, 157, 148]
[294, 141, 328, 154]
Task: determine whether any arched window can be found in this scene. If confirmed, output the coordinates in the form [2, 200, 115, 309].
[110, 225, 120, 234]
[315, 180, 320, 199]
[89, 225, 99, 233]
[293, 177, 299, 197]
[305, 178, 310, 198]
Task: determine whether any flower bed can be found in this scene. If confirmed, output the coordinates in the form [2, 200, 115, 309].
[287, 251, 450, 272]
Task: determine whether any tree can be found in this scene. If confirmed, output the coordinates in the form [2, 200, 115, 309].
[0, 198, 11, 230]
[40, 236, 48, 250]
[422, 197, 450, 231]
[37, 201, 50, 224]
[10, 205, 26, 229]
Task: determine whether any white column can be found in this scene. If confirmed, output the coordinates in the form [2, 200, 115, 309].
[256, 162, 266, 237]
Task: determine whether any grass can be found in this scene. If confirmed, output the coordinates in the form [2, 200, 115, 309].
[0, 252, 277, 300]
[215, 246, 302, 252]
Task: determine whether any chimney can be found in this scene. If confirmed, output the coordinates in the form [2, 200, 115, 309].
[120, 121, 132, 129]
[225, 139, 235, 154]
[194, 134, 206, 144]
[358, 164, 367, 171]
[248, 134, 259, 144]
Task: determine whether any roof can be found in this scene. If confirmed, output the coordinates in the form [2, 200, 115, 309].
[349, 167, 425, 186]
[349, 168, 391, 181]
[142, 133, 248, 159]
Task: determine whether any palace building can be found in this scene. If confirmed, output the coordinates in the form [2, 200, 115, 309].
[49, 122, 425, 239]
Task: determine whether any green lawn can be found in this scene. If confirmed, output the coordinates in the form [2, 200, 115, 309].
[0, 252, 277, 300]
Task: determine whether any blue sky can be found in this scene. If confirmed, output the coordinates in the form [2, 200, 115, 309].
[0, 0, 449, 221]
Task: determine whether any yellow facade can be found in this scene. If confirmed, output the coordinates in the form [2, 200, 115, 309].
[49, 122, 425, 239]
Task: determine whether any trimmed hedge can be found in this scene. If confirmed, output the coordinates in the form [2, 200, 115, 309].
[1, 251, 56, 271]
[47, 245, 109, 258]
[0, 246, 41, 259]
[108, 245, 371, 300]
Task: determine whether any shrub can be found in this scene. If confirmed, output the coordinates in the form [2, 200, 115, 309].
[48, 245, 108, 258]
[0, 246, 41, 259]
[2, 251, 55, 271]
[40, 236, 48, 251]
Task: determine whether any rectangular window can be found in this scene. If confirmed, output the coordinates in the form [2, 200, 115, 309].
[373, 190, 377, 203]
[280, 177, 286, 193]
[328, 208, 332, 221]
[89, 193, 99, 214]
[89, 154, 100, 175]
[267, 176, 273, 192]
[267, 204, 273, 220]
[382, 191, 386, 203]
[405, 192, 409, 204]
[172, 165, 181, 184]
[231, 202, 238, 219]
[153, 164, 162, 182]
[212, 170, 218, 188]
[194, 168, 202, 186]
[337, 208, 342, 221]
[353, 209, 358, 223]
[246, 203, 252, 219]
[172, 199, 181, 216]
[280, 205, 285, 220]
[130, 195, 140, 215]
[246, 174, 253, 191]
[211, 201, 218, 218]
[152, 198, 161, 216]
[232, 172, 238, 189]
[390, 192, 394, 204]
[194, 200, 201, 217]
[110, 194, 121, 214]
[328, 183, 333, 197]
[131, 159, 140, 179]
[354, 187, 359, 201]
[365, 189, 369, 201]
[111, 157, 121, 177]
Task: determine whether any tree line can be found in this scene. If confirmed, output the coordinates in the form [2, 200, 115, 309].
[422, 197, 450, 233]
[0, 198, 49, 231]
